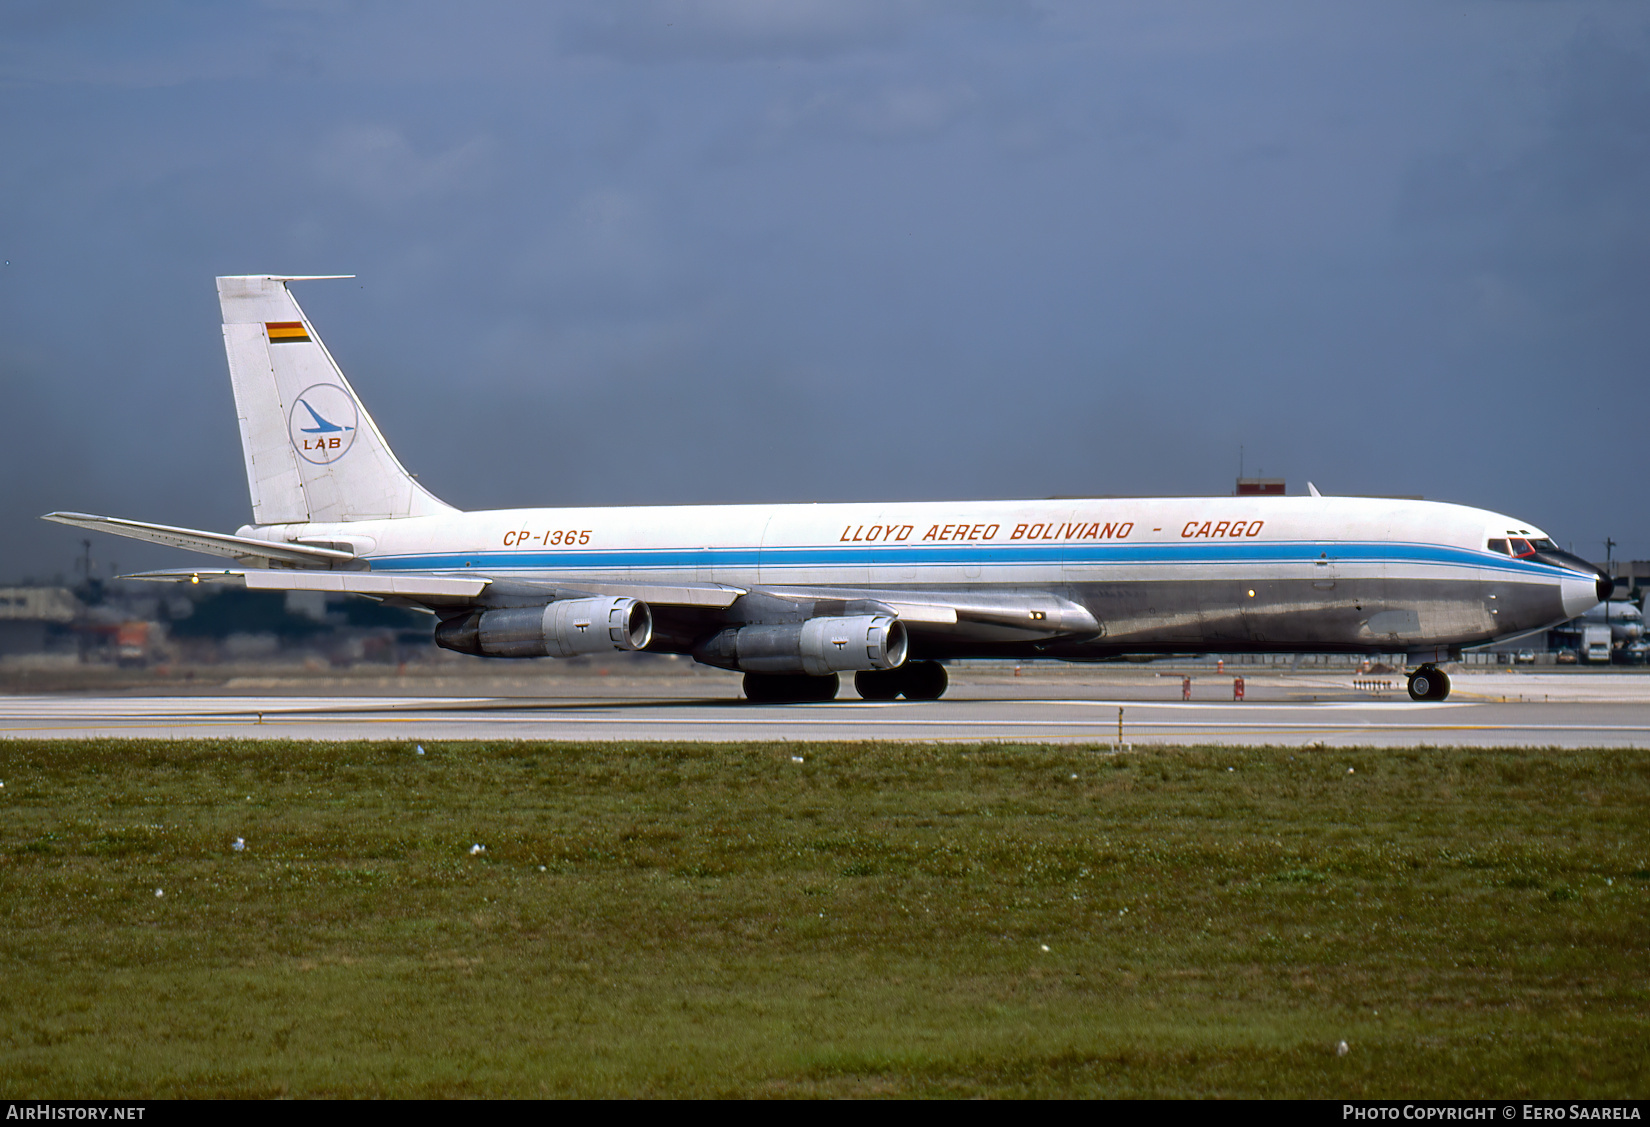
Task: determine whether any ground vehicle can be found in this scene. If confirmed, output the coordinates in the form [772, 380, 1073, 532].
[1582, 624, 1613, 663]
[1556, 648, 1579, 664]
[114, 620, 151, 666]
[1574, 599, 1645, 644]
[1515, 649, 1536, 664]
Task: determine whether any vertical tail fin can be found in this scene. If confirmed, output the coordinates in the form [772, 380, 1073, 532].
[217, 275, 454, 524]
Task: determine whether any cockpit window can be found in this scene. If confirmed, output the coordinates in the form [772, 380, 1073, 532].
[1489, 536, 1555, 557]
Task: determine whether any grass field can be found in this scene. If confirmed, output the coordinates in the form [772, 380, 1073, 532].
[0, 738, 1646, 1098]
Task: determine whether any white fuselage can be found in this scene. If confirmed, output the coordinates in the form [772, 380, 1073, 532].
[245, 494, 1601, 659]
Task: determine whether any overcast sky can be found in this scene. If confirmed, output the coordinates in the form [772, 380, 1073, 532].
[3, 1, 1647, 581]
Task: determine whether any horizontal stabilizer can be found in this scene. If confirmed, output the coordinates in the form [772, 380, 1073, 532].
[43, 512, 353, 567]
[124, 568, 489, 600]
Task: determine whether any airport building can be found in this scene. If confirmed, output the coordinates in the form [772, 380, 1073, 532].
[1603, 559, 1650, 602]
[0, 587, 81, 658]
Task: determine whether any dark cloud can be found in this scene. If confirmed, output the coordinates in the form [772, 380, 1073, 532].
[1393, 23, 1650, 510]
[560, 0, 1038, 64]
[4, 2, 1650, 581]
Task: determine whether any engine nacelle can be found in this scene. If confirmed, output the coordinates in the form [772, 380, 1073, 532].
[694, 614, 908, 675]
[435, 597, 652, 658]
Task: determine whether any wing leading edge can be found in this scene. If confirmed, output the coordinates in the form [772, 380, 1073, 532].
[122, 567, 747, 610]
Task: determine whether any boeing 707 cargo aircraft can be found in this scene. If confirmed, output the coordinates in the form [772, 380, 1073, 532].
[45, 275, 1610, 703]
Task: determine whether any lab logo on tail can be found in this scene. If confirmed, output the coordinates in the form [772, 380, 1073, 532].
[288, 383, 359, 464]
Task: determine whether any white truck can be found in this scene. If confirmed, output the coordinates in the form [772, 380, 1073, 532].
[1582, 623, 1613, 663]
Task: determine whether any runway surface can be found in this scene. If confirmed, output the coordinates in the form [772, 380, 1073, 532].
[4, 670, 1650, 746]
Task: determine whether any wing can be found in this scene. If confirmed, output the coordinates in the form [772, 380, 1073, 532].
[123, 567, 489, 604]
[123, 567, 745, 610]
[742, 584, 1101, 640]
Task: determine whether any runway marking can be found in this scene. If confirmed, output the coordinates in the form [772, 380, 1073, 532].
[0, 695, 1472, 719]
[0, 696, 494, 718]
[1027, 698, 1471, 711]
[5, 716, 1649, 734]
[6, 693, 1650, 746]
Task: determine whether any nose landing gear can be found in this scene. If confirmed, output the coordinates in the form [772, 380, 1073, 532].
[1407, 664, 1451, 701]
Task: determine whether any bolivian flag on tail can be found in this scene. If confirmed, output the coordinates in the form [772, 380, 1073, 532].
[265, 321, 310, 344]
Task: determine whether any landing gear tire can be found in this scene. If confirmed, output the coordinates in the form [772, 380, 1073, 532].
[1407, 665, 1451, 702]
[853, 661, 949, 701]
[901, 661, 949, 701]
[743, 672, 840, 703]
[853, 668, 904, 701]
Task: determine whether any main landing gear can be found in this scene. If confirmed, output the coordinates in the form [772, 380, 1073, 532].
[742, 672, 840, 703]
[739, 662, 951, 703]
[1407, 664, 1451, 702]
[853, 661, 948, 701]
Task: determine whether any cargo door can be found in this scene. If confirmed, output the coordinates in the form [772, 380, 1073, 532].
[1310, 543, 1340, 592]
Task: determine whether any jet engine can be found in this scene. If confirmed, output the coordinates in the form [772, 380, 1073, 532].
[694, 614, 907, 675]
[434, 597, 652, 658]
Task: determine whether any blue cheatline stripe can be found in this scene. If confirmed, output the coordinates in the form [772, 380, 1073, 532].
[365, 540, 1573, 580]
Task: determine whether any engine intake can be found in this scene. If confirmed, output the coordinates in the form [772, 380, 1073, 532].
[695, 614, 908, 675]
[435, 597, 652, 658]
